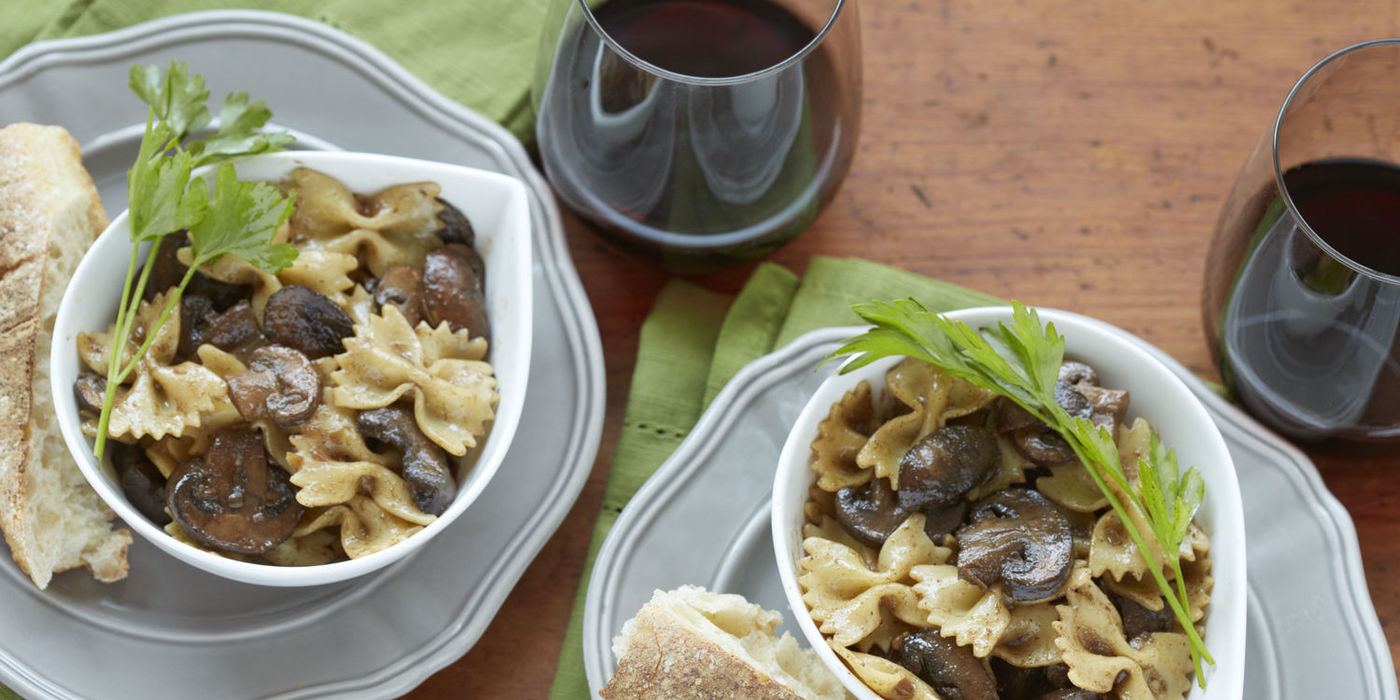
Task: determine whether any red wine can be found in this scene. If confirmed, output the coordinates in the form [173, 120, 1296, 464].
[1284, 158, 1400, 277]
[536, 0, 858, 271]
[594, 0, 814, 78]
[1206, 157, 1400, 440]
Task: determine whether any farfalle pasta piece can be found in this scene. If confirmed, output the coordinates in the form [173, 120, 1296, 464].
[331, 305, 496, 456]
[76, 291, 227, 441]
[857, 359, 996, 488]
[285, 396, 434, 529]
[828, 641, 940, 700]
[909, 564, 1010, 658]
[799, 514, 948, 647]
[260, 528, 343, 567]
[286, 167, 444, 276]
[187, 246, 359, 317]
[1053, 566, 1194, 700]
[809, 380, 878, 492]
[991, 602, 1062, 668]
[1089, 509, 1211, 583]
[294, 496, 424, 559]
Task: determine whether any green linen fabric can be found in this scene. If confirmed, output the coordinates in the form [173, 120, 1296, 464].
[548, 255, 1003, 698]
[0, 0, 546, 145]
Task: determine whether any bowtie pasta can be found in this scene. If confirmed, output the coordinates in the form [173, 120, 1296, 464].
[73, 167, 497, 565]
[800, 358, 1212, 700]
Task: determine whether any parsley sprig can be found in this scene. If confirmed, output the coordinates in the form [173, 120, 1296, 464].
[832, 300, 1213, 685]
[93, 62, 298, 462]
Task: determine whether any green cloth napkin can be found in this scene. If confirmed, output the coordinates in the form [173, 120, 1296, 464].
[0, 1, 546, 145]
[548, 255, 1001, 698]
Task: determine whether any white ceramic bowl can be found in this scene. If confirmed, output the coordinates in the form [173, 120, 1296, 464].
[51, 151, 533, 587]
[771, 307, 1246, 699]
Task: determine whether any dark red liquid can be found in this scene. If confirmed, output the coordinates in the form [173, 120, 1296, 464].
[1285, 158, 1400, 277]
[594, 0, 815, 78]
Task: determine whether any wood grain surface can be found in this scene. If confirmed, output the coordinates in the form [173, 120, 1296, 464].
[412, 1, 1400, 696]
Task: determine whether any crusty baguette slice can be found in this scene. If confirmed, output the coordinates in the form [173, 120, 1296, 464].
[0, 122, 131, 590]
[601, 585, 849, 700]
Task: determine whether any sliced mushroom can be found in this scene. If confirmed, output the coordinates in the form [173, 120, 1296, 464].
[833, 476, 909, 548]
[955, 488, 1073, 602]
[355, 406, 456, 516]
[374, 265, 424, 327]
[145, 231, 250, 309]
[73, 374, 106, 415]
[897, 425, 1000, 512]
[1058, 360, 1098, 387]
[1113, 593, 1174, 643]
[111, 442, 170, 525]
[226, 345, 321, 428]
[1078, 384, 1130, 433]
[436, 198, 476, 246]
[166, 430, 302, 554]
[263, 285, 356, 359]
[922, 500, 968, 541]
[1012, 380, 1093, 465]
[180, 298, 268, 363]
[891, 630, 997, 700]
[422, 243, 490, 342]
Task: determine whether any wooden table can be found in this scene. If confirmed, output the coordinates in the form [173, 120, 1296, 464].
[413, 1, 1400, 695]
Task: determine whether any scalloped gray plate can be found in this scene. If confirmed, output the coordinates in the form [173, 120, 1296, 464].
[0, 10, 604, 699]
[583, 324, 1398, 700]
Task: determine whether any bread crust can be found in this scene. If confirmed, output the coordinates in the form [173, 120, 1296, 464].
[601, 603, 808, 700]
[0, 122, 127, 588]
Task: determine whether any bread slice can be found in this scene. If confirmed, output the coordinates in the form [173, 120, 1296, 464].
[601, 585, 849, 700]
[0, 123, 131, 590]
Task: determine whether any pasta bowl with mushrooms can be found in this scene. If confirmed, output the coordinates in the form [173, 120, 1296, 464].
[771, 307, 1245, 700]
[51, 151, 532, 587]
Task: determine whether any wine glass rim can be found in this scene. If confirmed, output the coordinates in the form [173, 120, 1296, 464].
[572, 0, 849, 86]
[1272, 37, 1400, 286]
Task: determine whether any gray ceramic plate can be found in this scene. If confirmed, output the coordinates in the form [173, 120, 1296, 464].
[584, 324, 1399, 700]
[0, 11, 604, 700]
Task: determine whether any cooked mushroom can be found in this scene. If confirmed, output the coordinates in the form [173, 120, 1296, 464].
[436, 198, 476, 247]
[922, 500, 968, 541]
[833, 476, 909, 548]
[891, 630, 998, 700]
[145, 231, 249, 309]
[356, 406, 456, 516]
[1078, 384, 1130, 433]
[955, 488, 1073, 602]
[263, 285, 356, 359]
[1058, 360, 1098, 387]
[1113, 593, 1174, 643]
[374, 265, 424, 326]
[72, 374, 106, 415]
[1010, 380, 1093, 465]
[422, 243, 490, 342]
[179, 298, 268, 363]
[111, 442, 170, 525]
[166, 430, 302, 554]
[226, 345, 321, 428]
[897, 425, 1000, 512]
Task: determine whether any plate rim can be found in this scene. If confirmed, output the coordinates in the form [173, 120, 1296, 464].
[0, 9, 606, 699]
[583, 321, 1397, 699]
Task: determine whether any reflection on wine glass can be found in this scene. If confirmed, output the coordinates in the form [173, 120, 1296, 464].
[1203, 39, 1400, 441]
[533, 0, 862, 272]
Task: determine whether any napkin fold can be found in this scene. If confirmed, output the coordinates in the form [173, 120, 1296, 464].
[0, 0, 546, 145]
[548, 255, 1001, 698]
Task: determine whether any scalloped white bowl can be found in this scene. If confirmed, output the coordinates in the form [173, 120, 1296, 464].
[51, 150, 533, 587]
[771, 307, 1246, 699]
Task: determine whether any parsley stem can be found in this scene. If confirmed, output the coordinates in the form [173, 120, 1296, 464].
[93, 244, 143, 462]
[1063, 433, 1213, 670]
[117, 265, 197, 382]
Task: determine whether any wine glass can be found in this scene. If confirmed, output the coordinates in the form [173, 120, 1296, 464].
[532, 0, 861, 272]
[1203, 39, 1400, 441]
